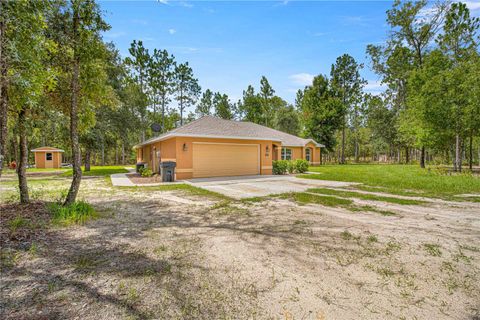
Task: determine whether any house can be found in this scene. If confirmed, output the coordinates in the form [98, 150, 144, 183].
[134, 116, 324, 179]
[31, 147, 64, 169]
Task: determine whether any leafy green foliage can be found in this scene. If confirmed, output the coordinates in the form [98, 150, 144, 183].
[302, 164, 480, 199]
[139, 167, 152, 177]
[49, 201, 97, 225]
[273, 159, 310, 175]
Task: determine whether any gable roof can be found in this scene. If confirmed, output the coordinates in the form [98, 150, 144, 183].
[31, 147, 64, 153]
[134, 116, 324, 148]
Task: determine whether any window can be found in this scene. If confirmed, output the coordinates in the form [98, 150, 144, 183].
[281, 147, 292, 160]
[46, 153, 53, 161]
[305, 148, 311, 162]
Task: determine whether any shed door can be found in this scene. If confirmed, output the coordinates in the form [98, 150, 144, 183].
[192, 143, 260, 178]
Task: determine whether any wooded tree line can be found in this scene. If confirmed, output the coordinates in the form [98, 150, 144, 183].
[0, 0, 479, 205]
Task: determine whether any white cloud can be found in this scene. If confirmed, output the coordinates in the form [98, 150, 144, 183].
[158, 0, 169, 4]
[462, 1, 480, 11]
[289, 73, 314, 86]
[168, 28, 176, 35]
[364, 80, 387, 95]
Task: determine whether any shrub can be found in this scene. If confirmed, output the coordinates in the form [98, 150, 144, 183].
[48, 201, 97, 225]
[139, 167, 152, 177]
[273, 160, 289, 175]
[294, 159, 309, 173]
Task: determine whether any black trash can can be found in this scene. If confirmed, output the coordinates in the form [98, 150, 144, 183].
[136, 162, 146, 173]
[160, 161, 176, 182]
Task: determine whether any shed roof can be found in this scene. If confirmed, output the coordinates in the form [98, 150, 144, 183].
[31, 147, 65, 153]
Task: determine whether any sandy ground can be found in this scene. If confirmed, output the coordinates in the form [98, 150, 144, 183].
[1, 175, 479, 319]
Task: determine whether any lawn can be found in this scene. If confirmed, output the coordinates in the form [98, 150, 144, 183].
[301, 164, 480, 199]
[61, 165, 131, 177]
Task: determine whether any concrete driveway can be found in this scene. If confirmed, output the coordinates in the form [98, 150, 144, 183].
[187, 175, 356, 199]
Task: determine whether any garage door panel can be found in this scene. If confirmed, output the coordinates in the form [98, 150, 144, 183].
[193, 143, 259, 178]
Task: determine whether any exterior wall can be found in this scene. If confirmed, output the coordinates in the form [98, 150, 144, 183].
[174, 137, 273, 179]
[35, 152, 46, 168]
[34, 151, 61, 169]
[136, 137, 321, 179]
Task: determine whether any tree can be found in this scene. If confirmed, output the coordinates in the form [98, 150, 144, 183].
[173, 62, 200, 126]
[381, 0, 447, 168]
[125, 40, 150, 140]
[149, 48, 175, 132]
[238, 85, 263, 124]
[56, 0, 110, 205]
[3, 1, 53, 202]
[0, 0, 7, 177]
[436, 2, 479, 171]
[301, 75, 344, 157]
[274, 104, 300, 136]
[330, 54, 365, 164]
[213, 92, 233, 120]
[259, 76, 275, 127]
[196, 89, 213, 117]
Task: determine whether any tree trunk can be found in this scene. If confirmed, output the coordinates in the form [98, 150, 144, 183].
[405, 147, 409, 164]
[121, 140, 125, 165]
[64, 6, 82, 206]
[341, 125, 345, 164]
[115, 142, 118, 165]
[0, 1, 7, 178]
[101, 141, 105, 166]
[17, 108, 29, 203]
[469, 130, 473, 170]
[354, 138, 359, 163]
[455, 133, 461, 172]
[85, 149, 91, 172]
[420, 146, 426, 168]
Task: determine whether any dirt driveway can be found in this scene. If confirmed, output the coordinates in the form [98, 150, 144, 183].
[1, 176, 479, 319]
[187, 175, 356, 199]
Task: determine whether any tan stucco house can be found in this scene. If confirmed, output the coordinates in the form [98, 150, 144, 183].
[31, 147, 64, 169]
[134, 116, 324, 179]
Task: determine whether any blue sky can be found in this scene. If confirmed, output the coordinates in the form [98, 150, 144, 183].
[100, 0, 480, 110]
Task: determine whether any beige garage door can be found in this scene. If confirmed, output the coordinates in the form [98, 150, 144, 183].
[193, 143, 260, 178]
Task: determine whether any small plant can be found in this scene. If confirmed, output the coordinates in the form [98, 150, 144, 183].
[139, 167, 152, 177]
[48, 201, 97, 225]
[424, 243, 442, 257]
[367, 235, 378, 243]
[8, 217, 29, 232]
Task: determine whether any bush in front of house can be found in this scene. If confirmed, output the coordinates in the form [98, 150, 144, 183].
[273, 159, 310, 175]
[139, 167, 152, 177]
[273, 160, 289, 175]
[294, 159, 309, 173]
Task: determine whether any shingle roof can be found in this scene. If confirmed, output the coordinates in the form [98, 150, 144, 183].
[134, 116, 324, 148]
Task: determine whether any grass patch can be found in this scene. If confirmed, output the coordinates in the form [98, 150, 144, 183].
[285, 192, 353, 207]
[61, 165, 129, 177]
[424, 243, 442, 257]
[307, 187, 425, 205]
[301, 164, 480, 199]
[48, 201, 97, 225]
[8, 217, 30, 232]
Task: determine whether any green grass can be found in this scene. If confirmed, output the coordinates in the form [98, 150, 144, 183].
[2, 168, 68, 174]
[301, 164, 480, 199]
[283, 192, 354, 207]
[61, 165, 130, 177]
[48, 201, 97, 225]
[307, 188, 425, 205]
